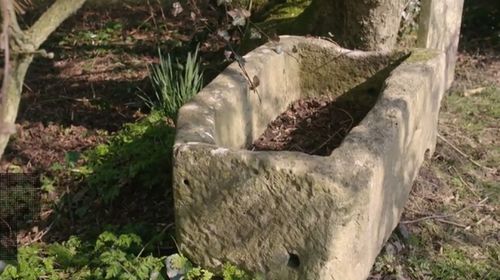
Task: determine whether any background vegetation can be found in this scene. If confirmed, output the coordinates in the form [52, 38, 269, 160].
[0, 0, 498, 279]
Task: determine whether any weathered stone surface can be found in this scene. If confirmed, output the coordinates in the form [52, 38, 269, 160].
[173, 36, 446, 280]
[418, 0, 465, 89]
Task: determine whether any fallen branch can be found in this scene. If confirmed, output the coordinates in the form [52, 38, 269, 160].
[26, 220, 55, 245]
[437, 133, 494, 172]
[402, 196, 489, 225]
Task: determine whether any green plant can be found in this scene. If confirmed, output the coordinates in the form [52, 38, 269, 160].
[0, 232, 165, 280]
[85, 112, 175, 203]
[140, 47, 203, 118]
[165, 253, 255, 280]
[221, 263, 253, 280]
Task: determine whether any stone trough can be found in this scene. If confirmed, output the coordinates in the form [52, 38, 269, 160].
[172, 36, 446, 280]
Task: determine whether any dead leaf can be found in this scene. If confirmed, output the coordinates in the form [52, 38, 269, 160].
[171, 2, 183, 17]
[224, 50, 232, 60]
[251, 75, 260, 90]
[227, 8, 251, 26]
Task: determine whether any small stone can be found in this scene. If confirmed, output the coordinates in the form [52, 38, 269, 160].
[165, 254, 190, 280]
[0, 260, 6, 273]
[273, 45, 283, 54]
[397, 223, 410, 241]
[385, 243, 396, 256]
[393, 240, 404, 253]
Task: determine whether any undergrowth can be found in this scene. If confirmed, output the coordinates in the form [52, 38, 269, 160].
[0, 233, 254, 279]
[0, 43, 255, 279]
[84, 111, 175, 203]
[1, 232, 164, 280]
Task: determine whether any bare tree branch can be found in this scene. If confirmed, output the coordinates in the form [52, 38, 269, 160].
[27, 0, 87, 49]
[1, 0, 12, 106]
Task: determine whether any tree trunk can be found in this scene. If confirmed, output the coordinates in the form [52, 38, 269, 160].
[0, 56, 32, 157]
[0, 0, 87, 159]
[300, 0, 406, 51]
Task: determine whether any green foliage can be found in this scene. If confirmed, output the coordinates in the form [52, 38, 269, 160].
[221, 263, 253, 280]
[404, 246, 500, 280]
[140, 47, 203, 119]
[0, 232, 165, 280]
[60, 20, 124, 47]
[84, 111, 175, 203]
[186, 267, 214, 280]
[1, 240, 255, 280]
[0, 185, 38, 221]
[430, 246, 498, 280]
[445, 86, 499, 134]
[166, 254, 254, 280]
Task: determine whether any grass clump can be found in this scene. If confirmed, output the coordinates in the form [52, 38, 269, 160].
[140, 47, 203, 119]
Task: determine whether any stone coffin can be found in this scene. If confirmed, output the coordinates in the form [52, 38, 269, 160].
[173, 36, 446, 280]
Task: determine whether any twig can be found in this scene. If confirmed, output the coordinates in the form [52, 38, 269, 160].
[156, 0, 167, 22]
[335, 106, 354, 127]
[136, 223, 174, 259]
[231, 45, 262, 103]
[248, 21, 301, 64]
[402, 196, 489, 224]
[437, 133, 494, 172]
[309, 127, 344, 155]
[26, 220, 55, 245]
[118, 262, 134, 276]
[465, 215, 490, 230]
[451, 166, 481, 198]
[291, 144, 304, 152]
[308, 106, 354, 154]
[435, 219, 467, 228]
[0, 216, 13, 238]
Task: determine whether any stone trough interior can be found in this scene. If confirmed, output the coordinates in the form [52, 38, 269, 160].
[205, 42, 409, 155]
[250, 53, 410, 156]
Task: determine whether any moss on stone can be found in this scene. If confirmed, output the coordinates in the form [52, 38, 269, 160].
[256, 0, 312, 35]
[296, 44, 407, 98]
[405, 49, 440, 63]
[262, 0, 311, 20]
